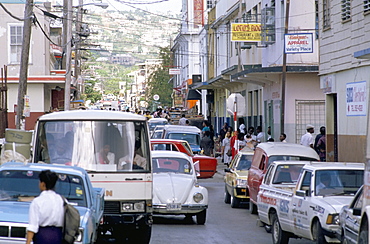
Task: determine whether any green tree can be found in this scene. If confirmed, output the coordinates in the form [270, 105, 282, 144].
[146, 46, 173, 108]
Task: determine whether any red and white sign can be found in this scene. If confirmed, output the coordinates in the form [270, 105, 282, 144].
[169, 69, 181, 75]
[284, 33, 313, 53]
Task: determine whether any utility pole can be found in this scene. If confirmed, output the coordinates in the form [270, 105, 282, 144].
[16, 0, 34, 129]
[64, 0, 72, 111]
[74, 0, 83, 99]
[280, 0, 290, 134]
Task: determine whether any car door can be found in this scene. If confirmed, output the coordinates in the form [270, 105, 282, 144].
[291, 170, 313, 237]
[225, 155, 239, 194]
[343, 187, 363, 243]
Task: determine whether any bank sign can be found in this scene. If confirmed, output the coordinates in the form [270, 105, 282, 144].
[346, 81, 367, 116]
[284, 33, 313, 53]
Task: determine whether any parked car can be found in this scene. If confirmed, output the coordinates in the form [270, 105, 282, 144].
[0, 162, 104, 244]
[247, 142, 320, 214]
[148, 118, 169, 133]
[258, 161, 363, 244]
[161, 125, 202, 154]
[224, 147, 254, 208]
[337, 185, 363, 244]
[151, 151, 208, 225]
[150, 139, 217, 179]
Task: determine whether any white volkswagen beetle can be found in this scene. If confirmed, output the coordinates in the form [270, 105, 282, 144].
[151, 151, 208, 224]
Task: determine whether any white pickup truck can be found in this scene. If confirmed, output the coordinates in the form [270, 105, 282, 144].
[257, 161, 364, 244]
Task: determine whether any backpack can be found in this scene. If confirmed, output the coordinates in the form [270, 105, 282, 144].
[62, 196, 80, 244]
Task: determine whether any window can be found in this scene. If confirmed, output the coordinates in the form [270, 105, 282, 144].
[323, 0, 331, 29]
[364, 0, 370, 13]
[341, 0, 351, 22]
[261, 6, 275, 45]
[9, 24, 23, 64]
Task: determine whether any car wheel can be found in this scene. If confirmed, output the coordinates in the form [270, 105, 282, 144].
[249, 201, 258, 214]
[312, 220, 328, 244]
[271, 213, 289, 244]
[231, 195, 240, 208]
[196, 209, 207, 225]
[224, 186, 231, 204]
[359, 229, 369, 244]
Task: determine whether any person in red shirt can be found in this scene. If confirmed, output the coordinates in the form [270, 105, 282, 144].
[230, 129, 239, 159]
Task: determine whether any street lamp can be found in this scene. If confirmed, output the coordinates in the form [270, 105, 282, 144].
[64, 1, 108, 110]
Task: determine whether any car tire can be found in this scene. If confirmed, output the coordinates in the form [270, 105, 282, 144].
[231, 195, 240, 208]
[359, 229, 369, 244]
[249, 201, 258, 214]
[271, 213, 289, 244]
[224, 186, 231, 204]
[196, 209, 207, 225]
[312, 220, 328, 244]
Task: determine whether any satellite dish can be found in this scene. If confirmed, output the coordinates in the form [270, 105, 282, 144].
[153, 94, 160, 101]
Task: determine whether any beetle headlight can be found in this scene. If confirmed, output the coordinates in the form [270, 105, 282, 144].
[193, 192, 204, 203]
[236, 179, 248, 187]
[326, 214, 340, 225]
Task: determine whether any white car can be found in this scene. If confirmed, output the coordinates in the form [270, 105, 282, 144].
[151, 151, 208, 224]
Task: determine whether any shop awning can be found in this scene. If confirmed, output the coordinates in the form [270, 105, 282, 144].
[186, 89, 201, 100]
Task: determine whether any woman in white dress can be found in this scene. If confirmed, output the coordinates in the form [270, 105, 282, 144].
[222, 132, 232, 165]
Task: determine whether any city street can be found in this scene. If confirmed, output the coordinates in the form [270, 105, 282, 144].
[150, 161, 314, 244]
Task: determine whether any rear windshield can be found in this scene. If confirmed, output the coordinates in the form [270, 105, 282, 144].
[167, 133, 200, 145]
[0, 170, 87, 207]
[268, 155, 317, 165]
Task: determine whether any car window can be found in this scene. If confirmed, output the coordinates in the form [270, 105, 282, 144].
[235, 154, 252, 170]
[181, 142, 193, 156]
[353, 187, 363, 209]
[263, 165, 275, 184]
[229, 154, 239, 168]
[167, 133, 200, 145]
[258, 155, 266, 170]
[272, 164, 304, 184]
[299, 171, 312, 191]
[0, 170, 87, 207]
[315, 170, 363, 196]
[152, 157, 193, 174]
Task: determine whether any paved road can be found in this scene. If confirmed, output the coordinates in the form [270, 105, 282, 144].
[150, 161, 314, 244]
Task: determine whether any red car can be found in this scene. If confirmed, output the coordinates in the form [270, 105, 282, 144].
[150, 139, 217, 179]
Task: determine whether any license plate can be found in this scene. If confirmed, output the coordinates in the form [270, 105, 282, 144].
[241, 189, 246, 193]
[166, 203, 181, 211]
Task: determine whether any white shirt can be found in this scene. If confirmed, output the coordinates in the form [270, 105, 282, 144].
[95, 152, 115, 164]
[300, 132, 314, 147]
[179, 117, 187, 125]
[239, 124, 246, 134]
[27, 190, 64, 233]
[256, 132, 265, 143]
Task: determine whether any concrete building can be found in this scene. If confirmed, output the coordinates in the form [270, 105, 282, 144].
[319, 0, 370, 162]
[0, 1, 65, 130]
[173, 0, 324, 143]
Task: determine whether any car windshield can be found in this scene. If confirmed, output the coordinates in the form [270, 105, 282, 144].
[0, 170, 87, 207]
[167, 133, 200, 145]
[315, 169, 363, 196]
[34, 120, 151, 172]
[272, 164, 304, 184]
[235, 155, 253, 170]
[152, 157, 193, 174]
[151, 131, 163, 139]
[149, 121, 168, 131]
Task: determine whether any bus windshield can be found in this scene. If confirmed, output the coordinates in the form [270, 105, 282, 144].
[34, 120, 151, 172]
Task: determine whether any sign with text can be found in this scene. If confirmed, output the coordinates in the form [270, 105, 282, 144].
[169, 68, 181, 75]
[284, 33, 313, 53]
[231, 23, 261, 42]
[193, 0, 204, 26]
[346, 81, 367, 116]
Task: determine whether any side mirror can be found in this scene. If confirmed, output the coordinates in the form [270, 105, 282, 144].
[296, 190, 306, 197]
[353, 208, 361, 216]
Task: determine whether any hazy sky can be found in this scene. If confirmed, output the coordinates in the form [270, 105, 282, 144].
[105, 0, 182, 14]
